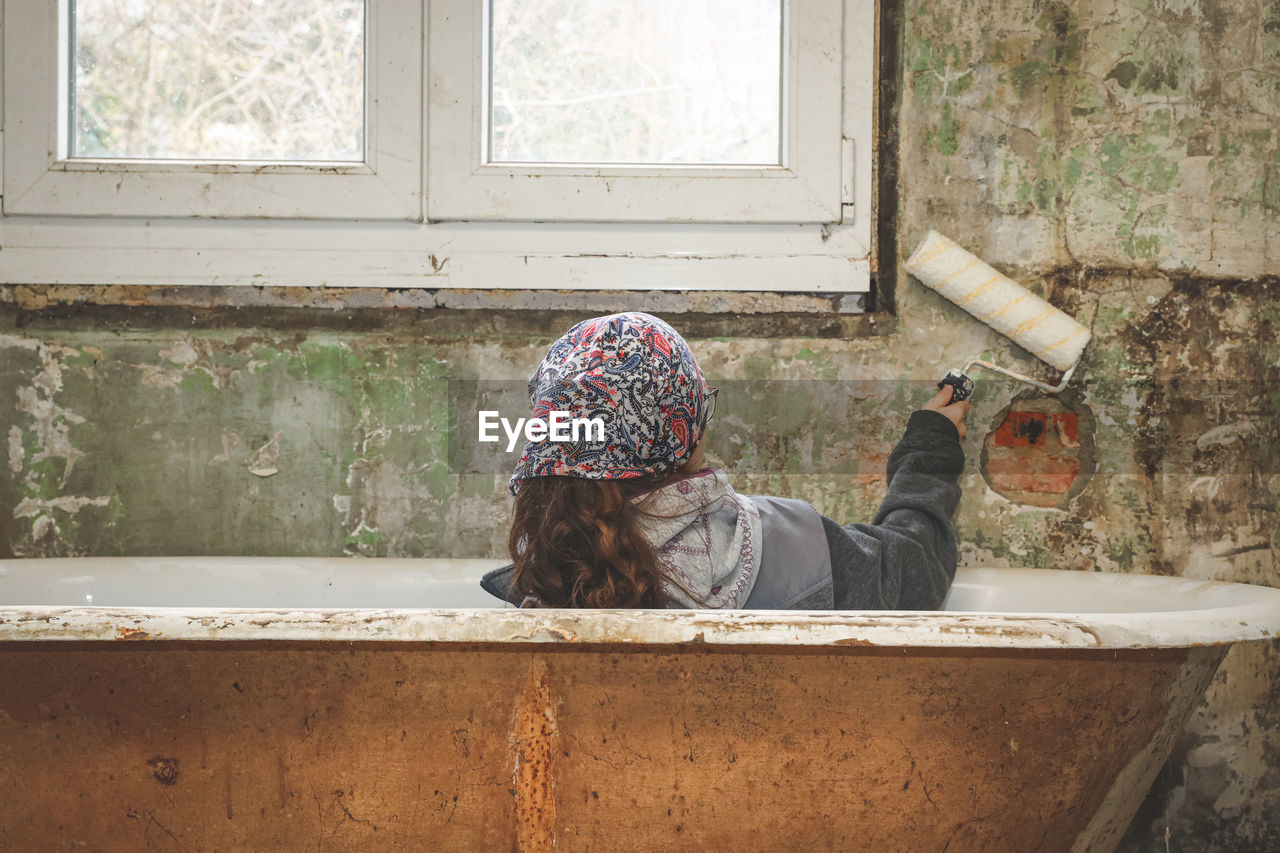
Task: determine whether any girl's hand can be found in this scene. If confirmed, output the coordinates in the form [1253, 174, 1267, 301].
[922, 385, 971, 440]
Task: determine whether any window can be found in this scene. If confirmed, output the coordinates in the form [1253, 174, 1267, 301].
[4, 0, 421, 219]
[488, 1, 782, 166]
[72, 1, 365, 162]
[0, 1, 874, 293]
[427, 0, 849, 223]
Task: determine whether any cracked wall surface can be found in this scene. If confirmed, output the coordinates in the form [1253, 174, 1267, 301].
[898, 3, 1280, 846]
[1, 0, 1278, 848]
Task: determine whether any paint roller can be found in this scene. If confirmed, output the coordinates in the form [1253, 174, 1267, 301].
[904, 230, 1091, 402]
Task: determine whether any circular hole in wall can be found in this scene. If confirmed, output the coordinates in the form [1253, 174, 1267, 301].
[979, 391, 1096, 508]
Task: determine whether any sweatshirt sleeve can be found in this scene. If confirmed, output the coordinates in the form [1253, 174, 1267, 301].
[823, 409, 964, 610]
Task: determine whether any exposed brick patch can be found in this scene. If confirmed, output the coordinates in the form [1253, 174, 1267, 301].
[986, 456, 1081, 495]
[981, 396, 1093, 508]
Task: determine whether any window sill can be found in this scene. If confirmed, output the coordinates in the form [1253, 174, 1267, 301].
[1, 284, 891, 340]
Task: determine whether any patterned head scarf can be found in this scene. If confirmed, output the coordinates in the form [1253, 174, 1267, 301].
[509, 312, 710, 495]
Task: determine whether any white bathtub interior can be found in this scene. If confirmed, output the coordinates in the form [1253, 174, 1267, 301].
[0, 557, 508, 609]
[941, 567, 1274, 614]
[0, 558, 1276, 616]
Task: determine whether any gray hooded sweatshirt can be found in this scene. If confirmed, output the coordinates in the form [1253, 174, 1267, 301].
[481, 409, 963, 611]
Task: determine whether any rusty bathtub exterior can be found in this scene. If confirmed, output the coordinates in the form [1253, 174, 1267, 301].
[1, 559, 1277, 851]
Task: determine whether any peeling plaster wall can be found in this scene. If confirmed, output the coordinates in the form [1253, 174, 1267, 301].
[898, 2, 1280, 847]
[1, 0, 1278, 848]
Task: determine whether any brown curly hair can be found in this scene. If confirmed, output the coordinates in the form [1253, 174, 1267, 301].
[508, 475, 691, 608]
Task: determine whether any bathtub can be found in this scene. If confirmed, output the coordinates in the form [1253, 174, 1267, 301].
[1, 558, 1277, 852]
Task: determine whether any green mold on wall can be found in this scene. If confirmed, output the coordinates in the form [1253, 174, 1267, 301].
[932, 101, 960, 156]
[789, 348, 839, 381]
[1008, 60, 1050, 98]
[343, 527, 384, 556]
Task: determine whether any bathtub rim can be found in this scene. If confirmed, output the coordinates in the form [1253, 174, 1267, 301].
[1, 562, 1278, 650]
[1, 600, 1277, 650]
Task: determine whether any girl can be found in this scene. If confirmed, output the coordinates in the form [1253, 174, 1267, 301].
[481, 312, 968, 610]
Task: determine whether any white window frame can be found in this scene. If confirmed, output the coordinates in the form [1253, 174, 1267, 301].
[0, 1, 875, 294]
[2, 0, 422, 220]
[427, 0, 844, 223]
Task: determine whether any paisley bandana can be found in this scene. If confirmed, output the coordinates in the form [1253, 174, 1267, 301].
[509, 312, 710, 495]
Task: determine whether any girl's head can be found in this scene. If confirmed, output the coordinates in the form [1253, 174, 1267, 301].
[507, 312, 714, 608]
[508, 312, 712, 494]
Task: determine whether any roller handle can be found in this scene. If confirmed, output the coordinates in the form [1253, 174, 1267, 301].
[937, 368, 975, 403]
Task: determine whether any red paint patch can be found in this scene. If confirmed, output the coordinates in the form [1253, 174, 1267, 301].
[991, 411, 1078, 448]
[992, 411, 1047, 447]
[993, 409, 1075, 445]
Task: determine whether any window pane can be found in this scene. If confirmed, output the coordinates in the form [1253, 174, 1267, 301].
[72, 0, 364, 161]
[489, 0, 782, 165]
